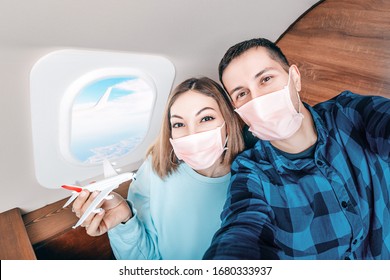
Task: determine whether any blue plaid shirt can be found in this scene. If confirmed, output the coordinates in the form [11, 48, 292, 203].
[204, 91, 390, 260]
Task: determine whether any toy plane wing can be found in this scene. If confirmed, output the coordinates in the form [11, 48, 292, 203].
[60, 159, 135, 228]
[63, 191, 80, 208]
[72, 183, 117, 229]
[62, 159, 119, 208]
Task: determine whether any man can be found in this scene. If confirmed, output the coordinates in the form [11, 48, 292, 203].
[203, 38, 390, 259]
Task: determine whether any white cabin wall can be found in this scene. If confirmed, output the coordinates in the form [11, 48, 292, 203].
[0, 0, 320, 214]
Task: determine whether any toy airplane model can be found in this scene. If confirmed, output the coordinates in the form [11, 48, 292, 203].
[61, 159, 135, 229]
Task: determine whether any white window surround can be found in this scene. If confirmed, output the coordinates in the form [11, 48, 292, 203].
[30, 49, 175, 189]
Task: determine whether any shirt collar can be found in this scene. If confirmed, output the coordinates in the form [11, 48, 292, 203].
[255, 103, 329, 173]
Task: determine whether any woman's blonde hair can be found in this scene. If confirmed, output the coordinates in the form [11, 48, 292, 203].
[147, 77, 245, 178]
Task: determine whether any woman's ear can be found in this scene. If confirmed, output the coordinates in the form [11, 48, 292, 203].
[290, 64, 301, 92]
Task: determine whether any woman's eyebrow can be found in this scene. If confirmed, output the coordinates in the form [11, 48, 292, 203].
[170, 107, 216, 120]
[196, 107, 216, 116]
[170, 114, 183, 119]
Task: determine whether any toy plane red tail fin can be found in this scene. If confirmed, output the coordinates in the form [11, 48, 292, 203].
[61, 185, 83, 192]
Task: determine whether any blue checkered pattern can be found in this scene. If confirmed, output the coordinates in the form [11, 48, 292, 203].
[204, 91, 390, 260]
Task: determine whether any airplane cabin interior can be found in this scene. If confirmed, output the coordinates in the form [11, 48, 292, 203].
[0, 0, 389, 260]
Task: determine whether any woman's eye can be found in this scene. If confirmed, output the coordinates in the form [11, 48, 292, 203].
[172, 122, 184, 128]
[201, 116, 215, 122]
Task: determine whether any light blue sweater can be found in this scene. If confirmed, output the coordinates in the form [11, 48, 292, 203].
[108, 157, 230, 260]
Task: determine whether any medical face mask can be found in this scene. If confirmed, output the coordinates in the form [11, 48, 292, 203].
[169, 123, 227, 170]
[235, 71, 304, 141]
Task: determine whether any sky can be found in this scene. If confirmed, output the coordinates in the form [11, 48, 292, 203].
[70, 76, 155, 163]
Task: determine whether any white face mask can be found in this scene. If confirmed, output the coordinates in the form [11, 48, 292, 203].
[235, 71, 304, 141]
[169, 123, 227, 170]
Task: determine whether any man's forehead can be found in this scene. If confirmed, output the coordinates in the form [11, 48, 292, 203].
[225, 48, 279, 74]
[222, 49, 281, 88]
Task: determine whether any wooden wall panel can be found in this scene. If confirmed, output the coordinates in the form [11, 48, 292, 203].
[0, 208, 36, 259]
[277, 0, 390, 105]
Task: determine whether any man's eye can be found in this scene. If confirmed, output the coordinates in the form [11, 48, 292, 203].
[261, 76, 272, 83]
[237, 91, 247, 100]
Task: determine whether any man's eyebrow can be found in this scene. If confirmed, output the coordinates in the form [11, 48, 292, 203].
[229, 86, 244, 96]
[229, 67, 275, 96]
[254, 67, 274, 79]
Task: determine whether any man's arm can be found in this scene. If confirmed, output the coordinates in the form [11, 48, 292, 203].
[337, 92, 390, 161]
[203, 158, 280, 260]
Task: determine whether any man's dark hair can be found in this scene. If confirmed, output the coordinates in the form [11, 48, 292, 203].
[218, 38, 290, 87]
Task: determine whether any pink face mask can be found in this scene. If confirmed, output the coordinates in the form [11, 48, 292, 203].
[169, 123, 227, 170]
[235, 71, 304, 141]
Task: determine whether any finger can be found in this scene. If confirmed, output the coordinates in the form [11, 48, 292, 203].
[80, 191, 100, 226]
[72, 190, 90, 217]
[86, 208, 106, 237]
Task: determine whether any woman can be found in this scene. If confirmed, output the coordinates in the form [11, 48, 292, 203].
[72, 77, 244, 259]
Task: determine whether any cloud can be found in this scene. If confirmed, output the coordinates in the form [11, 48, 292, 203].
[83, 137, 144, 164]
[112, 78, 152, 92]
[71, 87, 155, 140]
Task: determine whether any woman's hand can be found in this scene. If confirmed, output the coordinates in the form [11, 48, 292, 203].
[72, 190, 133, 236]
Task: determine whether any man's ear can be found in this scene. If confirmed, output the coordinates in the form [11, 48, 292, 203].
[290, 64, 301, 92]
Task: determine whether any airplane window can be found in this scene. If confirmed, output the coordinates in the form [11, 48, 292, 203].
[30, 49, 174, 189]
[68, 75, 155, 164]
